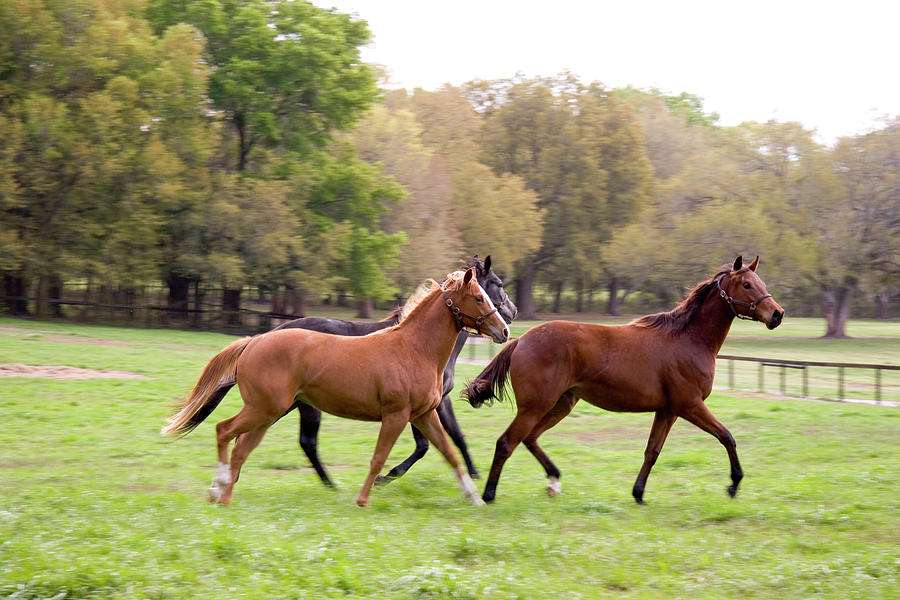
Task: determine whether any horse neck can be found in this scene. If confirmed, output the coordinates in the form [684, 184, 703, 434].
[686, 292, 735, 356]
[400, 291, 461, 365]
[354, 315, 400, 335]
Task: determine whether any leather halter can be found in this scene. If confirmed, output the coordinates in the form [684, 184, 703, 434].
[716, 278, 771, 321]
[442, 292, 497, 335]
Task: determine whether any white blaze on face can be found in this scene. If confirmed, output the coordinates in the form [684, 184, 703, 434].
[473, 280, 500, 332]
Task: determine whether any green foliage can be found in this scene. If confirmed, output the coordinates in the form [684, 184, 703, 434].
[146, 0, 378, 170]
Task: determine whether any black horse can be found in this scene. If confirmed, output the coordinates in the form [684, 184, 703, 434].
[274, 255, 517, 486]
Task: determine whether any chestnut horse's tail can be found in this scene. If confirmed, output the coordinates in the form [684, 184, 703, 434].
[161, 336, 252, 436]
[463, 338, 519, 408]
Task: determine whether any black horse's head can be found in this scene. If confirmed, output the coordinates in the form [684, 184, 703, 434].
[467, 255, 518, 325]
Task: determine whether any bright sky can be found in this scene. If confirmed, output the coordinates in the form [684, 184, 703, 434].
[314, 0, 898, 144]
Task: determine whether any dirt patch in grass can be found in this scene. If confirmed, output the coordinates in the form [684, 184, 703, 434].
[0, 363, 147, 380]
[0, 326, 131, 347]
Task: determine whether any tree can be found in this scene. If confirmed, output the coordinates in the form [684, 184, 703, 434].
[146, 0, 377, 171]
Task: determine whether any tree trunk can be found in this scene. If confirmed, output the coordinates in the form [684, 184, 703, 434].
[48, 275, 63, 318]
[2, 273, 29, 316]
[222, 287, 243, 328]
[552, 281, 563, 313]
[607, 277, 620, 316]
[822, 287, 851, 338]
[288, 286, 305, 317]
[515, 267, 537, 320]
[191, 280, 205, 328]
[874, 292, 889, 320]
[336, 290, 349, 308]
[165, 273, 191, 320]
[271, 286, 285, 315]
[575, 279, 584, 313]
[356, 297, 373, 319]
[586, 287, 594, 311]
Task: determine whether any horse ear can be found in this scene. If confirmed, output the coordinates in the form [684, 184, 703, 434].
[748, 255, 759, 272]
[484, 255, 492, 273]
[463, 267, 474, 285]
[733, 256, 743, 271]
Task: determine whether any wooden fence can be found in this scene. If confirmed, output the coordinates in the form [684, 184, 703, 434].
[463, 338, 899, 405]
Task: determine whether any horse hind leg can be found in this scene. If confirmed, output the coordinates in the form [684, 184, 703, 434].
[218, 426, 269, 505]
[631, 410, 677, 504]
[522, 391, 578, 497]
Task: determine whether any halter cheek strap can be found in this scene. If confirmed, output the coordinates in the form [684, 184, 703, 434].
[716, 279, 772, 322]
[442, 293, 498, 335]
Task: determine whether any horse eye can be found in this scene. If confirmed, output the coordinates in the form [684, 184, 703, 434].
[476, 297, 485, 304]
[742, 282, 751, 289]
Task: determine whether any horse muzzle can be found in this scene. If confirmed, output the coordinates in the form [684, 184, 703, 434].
[766, 309, 784, 330]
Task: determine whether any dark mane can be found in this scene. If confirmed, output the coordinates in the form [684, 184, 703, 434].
[631, 267, 732, 335]
[385, 305, 404, 322]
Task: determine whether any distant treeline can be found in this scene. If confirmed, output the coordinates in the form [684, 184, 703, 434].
[1, 1, 897, 336]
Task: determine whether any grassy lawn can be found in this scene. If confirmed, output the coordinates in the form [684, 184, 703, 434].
[0, 317, 897, 598]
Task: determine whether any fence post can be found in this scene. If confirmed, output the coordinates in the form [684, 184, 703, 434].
[758, 363, 764, 393]
[838, 366, 845, 400]
[802, 367, 808, 398]
[780, 365, 786, 395]
[875, 368, 881, 404]
[729, 359, 735, 389]
[469, 340, 476, 362]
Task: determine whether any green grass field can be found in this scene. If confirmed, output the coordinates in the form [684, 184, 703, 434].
[0, 316, 898, 598]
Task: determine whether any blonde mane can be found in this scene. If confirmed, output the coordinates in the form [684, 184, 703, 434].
[369, 270, 469, 336]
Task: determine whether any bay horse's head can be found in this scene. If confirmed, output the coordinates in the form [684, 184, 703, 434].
[443, 267, 510, 343]
[469, 255, 518, 325]
[717, 256, 784, 330]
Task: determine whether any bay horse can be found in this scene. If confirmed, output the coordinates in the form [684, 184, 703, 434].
[162, 268, 509, 507]
[271, 256, 516, 487]
[464, 256, 784, 504]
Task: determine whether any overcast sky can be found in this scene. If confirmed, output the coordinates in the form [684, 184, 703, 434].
[313, 0, 898, 144]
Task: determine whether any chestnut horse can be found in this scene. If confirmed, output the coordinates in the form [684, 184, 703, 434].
[163, 268, 509, 507]
[464, 256, 784, 504]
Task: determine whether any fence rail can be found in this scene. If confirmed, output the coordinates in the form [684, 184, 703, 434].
[463, 338, 898, 405]
[718, 354, 899, 404]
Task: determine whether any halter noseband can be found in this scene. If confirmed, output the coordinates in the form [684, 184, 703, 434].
[442, 292, 498, 335]
[716, 278, 771, 322]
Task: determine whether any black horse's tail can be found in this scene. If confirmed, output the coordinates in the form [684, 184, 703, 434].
[463, 338, 518, 408]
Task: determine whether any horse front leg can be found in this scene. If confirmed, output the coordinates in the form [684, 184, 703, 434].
[678, 401, 743, 497]
[375, 425, 429, 486]
[356, 410, 409, 507]
[631, 410, 677, 504]
[435, 395, 479, 479]
[412, 409, 483, 506]
[297, 400, 334, 486]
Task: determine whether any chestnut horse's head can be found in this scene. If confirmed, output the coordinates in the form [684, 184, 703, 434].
[717, 255, 784, 330]
[443, 267, 510, 343]
[470, 254, 518, 324]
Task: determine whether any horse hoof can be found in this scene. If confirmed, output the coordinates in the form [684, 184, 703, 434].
[374, 475, 395, 487]
[469, 471, 481, 480]
[546, 477, 561, 497]
[469, 494, 485, 507]
[355, 496, 369, 507]
[727, 485, 738, 498]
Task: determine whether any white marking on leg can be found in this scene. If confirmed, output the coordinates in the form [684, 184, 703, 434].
[215, 462, 231, 486]
[208, 462, 230, 501]
[459, 472, 484, 506]
[547, 476, 561, 496]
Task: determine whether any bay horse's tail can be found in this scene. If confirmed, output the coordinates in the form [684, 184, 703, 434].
[463, 338, 518, 408]
[161, 336, 252, 436]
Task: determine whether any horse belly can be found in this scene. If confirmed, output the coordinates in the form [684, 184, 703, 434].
[300, 386, 383, 422]
[576, 379, 665, 413]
